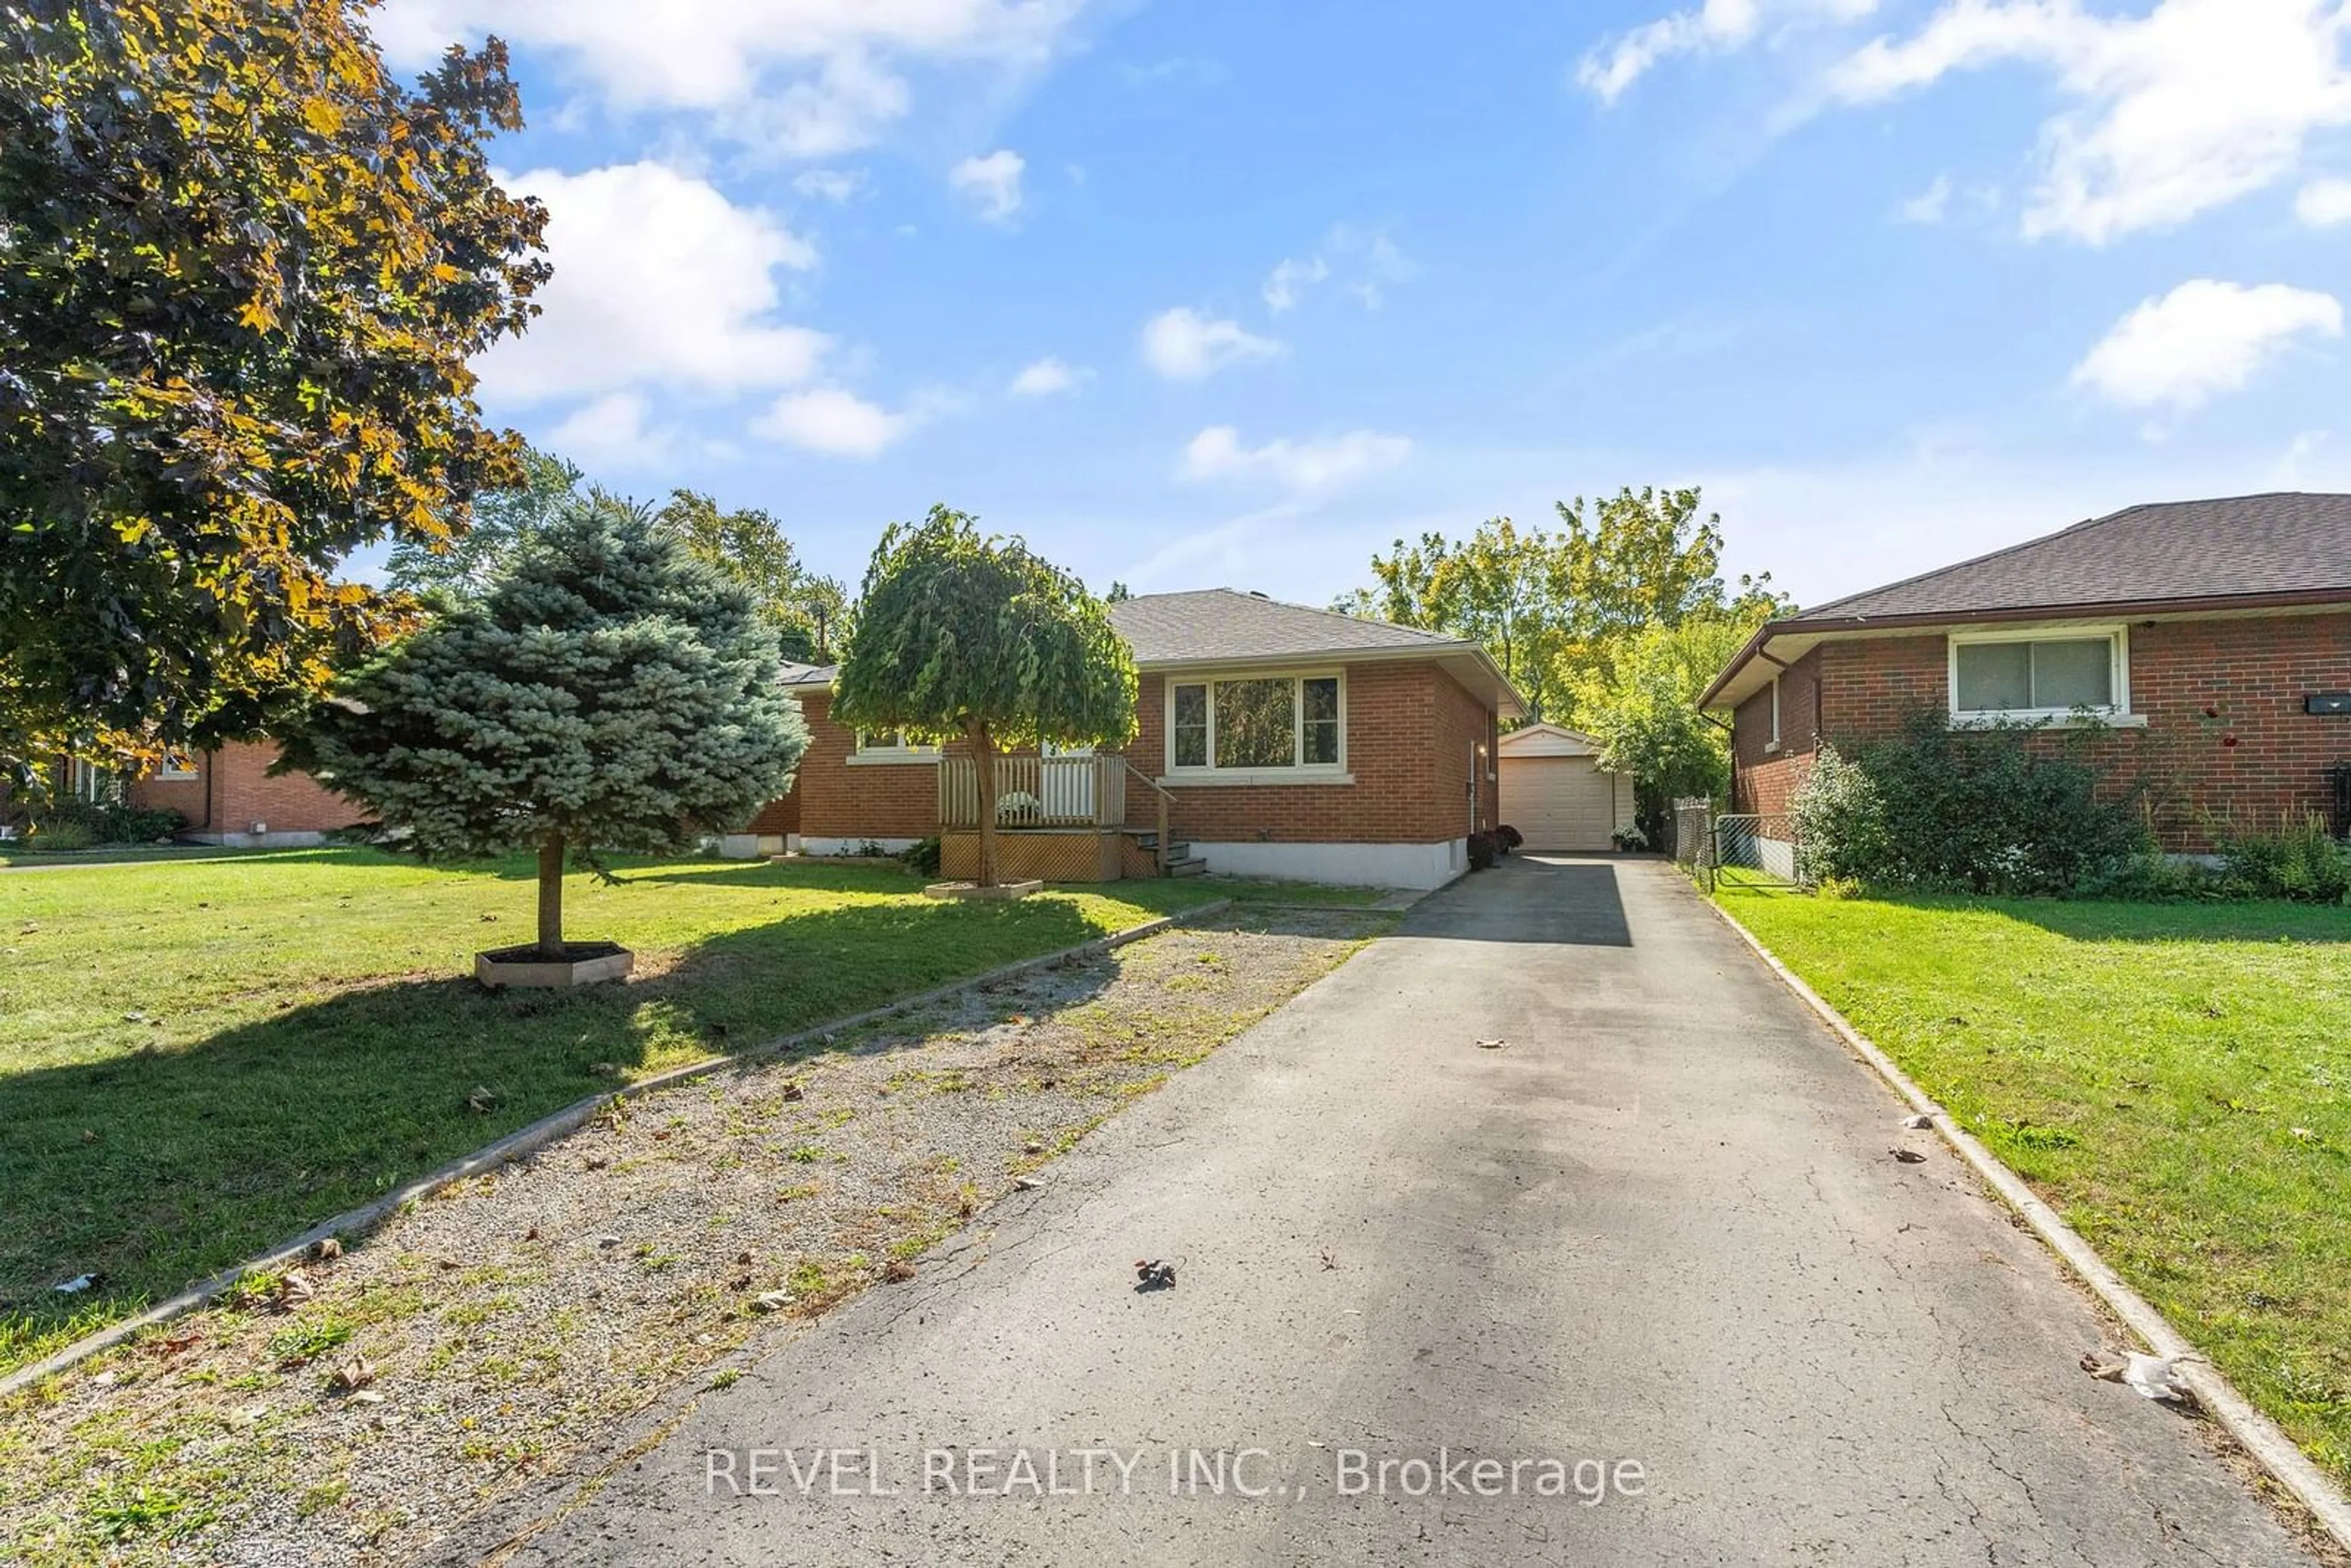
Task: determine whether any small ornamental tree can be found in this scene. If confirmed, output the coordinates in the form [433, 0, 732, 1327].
[834, 507, 1136, 887]
[291, 501, 808, 959]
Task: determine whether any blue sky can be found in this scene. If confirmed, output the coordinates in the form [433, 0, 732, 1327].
[368, 0, 2351, 611]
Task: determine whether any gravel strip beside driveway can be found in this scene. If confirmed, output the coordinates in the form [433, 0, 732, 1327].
[0, 909, 1387, 1568]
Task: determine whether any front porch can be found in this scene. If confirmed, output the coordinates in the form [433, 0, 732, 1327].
[938, 754, 1202, 882]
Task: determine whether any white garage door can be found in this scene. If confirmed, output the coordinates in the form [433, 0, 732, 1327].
[1499, 755, 1618, 851]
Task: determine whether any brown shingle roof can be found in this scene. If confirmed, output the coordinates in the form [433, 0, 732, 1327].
[1796, 492, 2351, 623]
[1106, 588, 1470, 664]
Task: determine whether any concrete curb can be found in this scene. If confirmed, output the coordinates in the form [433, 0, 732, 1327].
[1702, 892, 2351, 1554]
[0, 898, 1229, 1401]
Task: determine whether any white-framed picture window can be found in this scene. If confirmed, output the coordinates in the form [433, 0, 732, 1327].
[1165, 671, 1344, 775]
[853, 729, 940, 760]
[156, 752, 199, 781]
[1948, 628, 2128, 721]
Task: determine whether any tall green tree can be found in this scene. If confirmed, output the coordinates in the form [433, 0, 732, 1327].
[1341, 486, 1779, 724]
[1554, 486, 1777, 691]
[1344, 518, 1575, 719]
[1572, 610, 1777, 836]
[0, 0, 550, 771]
[385, 445, 584, 605]
[835, 507, 1136, 887]
[291, 500, 806, 959]
[653, 490, 849, 661]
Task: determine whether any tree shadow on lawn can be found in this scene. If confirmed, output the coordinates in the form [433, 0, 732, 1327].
[0, 894, 1120, 1375]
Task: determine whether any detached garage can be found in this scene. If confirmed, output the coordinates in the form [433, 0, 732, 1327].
[1496, 723, 1636, 851]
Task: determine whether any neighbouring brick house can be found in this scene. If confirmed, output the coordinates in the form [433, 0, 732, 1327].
[1701, 492, 2351, 853]
[5, 741, 364, 848]
[127, 741, 364, 847]
[730, 590, 1526, 889]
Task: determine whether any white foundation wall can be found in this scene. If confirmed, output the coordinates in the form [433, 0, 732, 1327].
[1190, 839, 1466, 890]
[796, 836, 921, 857]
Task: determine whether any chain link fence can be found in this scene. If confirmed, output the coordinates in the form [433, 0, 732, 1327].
[1672, 798, 1715, 890]
[1712, 812, 1802, 889]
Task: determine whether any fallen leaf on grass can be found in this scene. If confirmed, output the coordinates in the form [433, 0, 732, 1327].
[752, 1291, 793, 1314]
[331, 1354, 377, 1392]
[780, 1082, 804, 1102]
[309, 1237, 343, 1262]
[882, 1260, 917, 1284]
[466, 1084, 500, 1113]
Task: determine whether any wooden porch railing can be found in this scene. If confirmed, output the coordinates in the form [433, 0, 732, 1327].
[938, 753, 1122, 829]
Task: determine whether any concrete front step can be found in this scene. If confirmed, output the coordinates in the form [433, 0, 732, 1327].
[1166, 856, 1209, 877]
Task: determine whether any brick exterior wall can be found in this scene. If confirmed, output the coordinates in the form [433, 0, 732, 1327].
[1729, 648, 1823, 816]
[793, 691, 944, 842]
[786, 660, 1500, 851]
[126, 741, 362, 836]
[1728, 612, 2351, 850]
[1119, 661, 1496, 847]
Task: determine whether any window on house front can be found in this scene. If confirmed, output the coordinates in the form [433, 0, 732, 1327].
[1167, 673, 1343, 773]
[855, 730, 939, 757]
[1950, 632, 2123, 718]
[157, 753, 198, 781]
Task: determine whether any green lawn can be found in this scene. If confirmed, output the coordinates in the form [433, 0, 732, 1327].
[1719, 885, 2351, 1484]
[0, 849, 1220, 1375]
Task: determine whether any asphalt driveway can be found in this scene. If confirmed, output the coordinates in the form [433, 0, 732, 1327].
[450, 855, 2320, 1567]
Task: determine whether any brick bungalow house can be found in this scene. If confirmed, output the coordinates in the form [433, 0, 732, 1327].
[730, 589, 1527, 889]
[1701, 492, 2351, 852]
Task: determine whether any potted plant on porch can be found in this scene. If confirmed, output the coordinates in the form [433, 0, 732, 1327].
[290, 499, 808, 985]
[834, 506, 1135, 898]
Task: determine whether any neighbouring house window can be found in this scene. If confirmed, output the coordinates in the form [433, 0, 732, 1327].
[157, 752, 198, 781]
[855, 730, 939, 757]
[1766, 676, 1781, 750]
[1949, 631, 2124, 719]
[1166, 673, 1344, 773]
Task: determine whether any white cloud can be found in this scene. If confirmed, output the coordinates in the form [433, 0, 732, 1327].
[2071, 279, 2342, 413]
[1897, 173, 1952, 222]
[544, 391, 674, 467]
[752, 388, 910, 458]
[792, 167, 869, 201]
[1262, 256, 1329, 313]
[481, 162, 826, 405]
[2297, 176, 2351, 225]
[2274, 428, 2334, 485]
[1265, 228, 1419, 313]
[1008, 356, 1086, 396]
[372, 1, 1090, 155]
[1829, 0, 2351, 244]
[1139, 308, 1285, 380]
[1577, 0, 1878, 102]
[948, 149, 1026, 222]
[1180, 426, 1413, 494]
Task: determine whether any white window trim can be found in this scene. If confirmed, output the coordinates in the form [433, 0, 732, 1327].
[1162, 668, 1350, 782]
[1765, 675, 1782, 753]
[1946, 625, 2135, 726]
[848, 729, 941, 766]
[156, 752, 199, 781]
